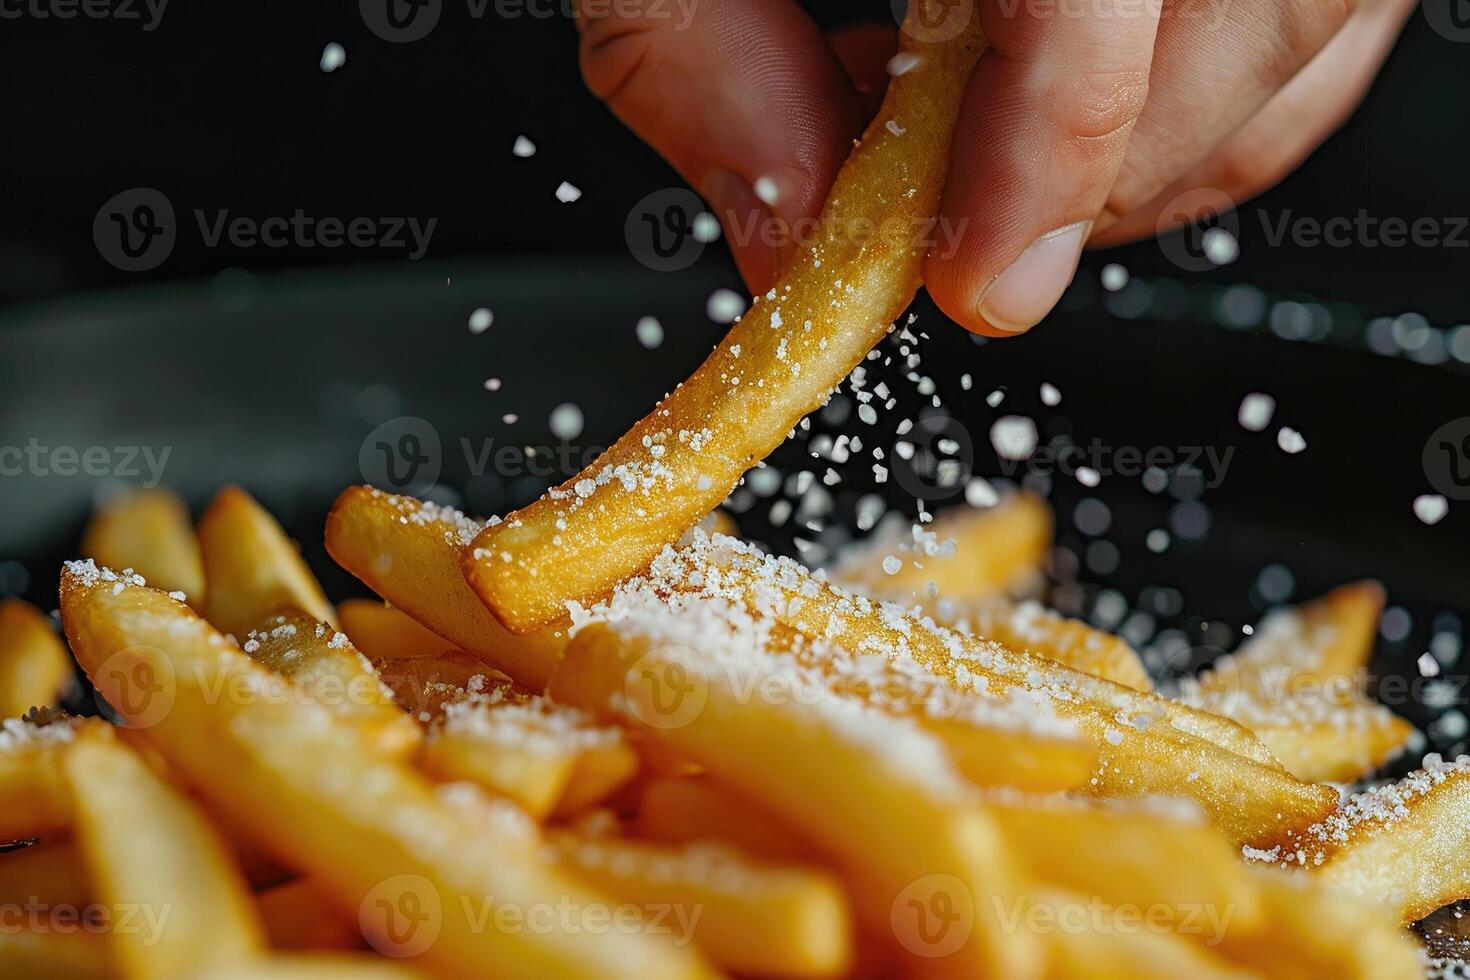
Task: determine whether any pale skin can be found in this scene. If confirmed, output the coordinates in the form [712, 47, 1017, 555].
[575, 0, 1417, 335]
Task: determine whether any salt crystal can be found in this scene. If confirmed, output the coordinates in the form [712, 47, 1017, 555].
[1276, 426, 1306, 454]
[965, 477, 998, 508]
[753, 176, 780, 206]
[707, 289, 746, 324]
[990, 416, 1038, 460]
[1414, 494, 1449, 526]
[549, 403, 584, 440]
[319, 43, 346, 73]
[1040, 382, 1061, 406]
[1237, 393, 1275, 432]
[555, 181, 582, 203]
[483, 377, 501, 392]
[512, 135, 537, 158]
[468, 307, 494, 334]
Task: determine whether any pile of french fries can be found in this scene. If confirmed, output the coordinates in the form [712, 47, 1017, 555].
[0, 479, 1455, 978]
[1, 7, 1462, 977]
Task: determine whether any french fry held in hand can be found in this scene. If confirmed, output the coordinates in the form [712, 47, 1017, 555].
[833, 492, 1053, 603]
[199, 486, 336, 637]
[60, 561, 713, 980]
[547, 832, 852, 979]
[326, 486, 564, 688]
[464, 12, 990, 632]
[82, 486, 206, 603]
[62, 722, 265, 978]
[550, 597, 1040, 978]
[255, 878, 363, 952]
[0, 597, 73, 718]
[239, 609, 422, 759]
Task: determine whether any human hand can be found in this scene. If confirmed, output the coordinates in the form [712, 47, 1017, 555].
[577, 0, 1415, 334]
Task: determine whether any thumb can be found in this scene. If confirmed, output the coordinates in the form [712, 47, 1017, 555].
[577, 0, 863, 293]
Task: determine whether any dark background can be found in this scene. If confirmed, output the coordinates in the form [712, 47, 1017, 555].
[2, 2, 1469, 765]
[0, 0, 1468, 317]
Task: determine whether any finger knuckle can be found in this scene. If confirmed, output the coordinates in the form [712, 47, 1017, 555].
[579, 23, 663, 105]
[1065, 67, 1151, 146]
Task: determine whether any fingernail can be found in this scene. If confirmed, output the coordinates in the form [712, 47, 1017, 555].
[977, 222, 1090, 333]
[701, 167, 782, 292]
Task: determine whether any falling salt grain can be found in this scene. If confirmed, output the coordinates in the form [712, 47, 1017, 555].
[1100, 263, 1128, 291]
[986, 389, 1005, 408]
[555, 181, 582, 203]
[1202, 227, 1239, 265]
[1414, 494, 1449, 526]
[1076, 466, 1101, 488]
[512, 135, 537, 158]
[468, 307, 494, 334]
[691, 213, 721, 243]
[1146, 529, 1170, 553]
[483, 377, 502, 392]
[1040, 382, 1061, 406]
[707, 289, 746, 324]
[887, 52, 922, 76]
[1237, 393, 1275, 432]
[882, 556, 903, 576]
[857, 404, 878, 426]
[1419, 652, 1441, 677]
[1276, 426, 1306, 454]
[965, 477, 998, 508]
[990, 416, 1038, 460]
[635, 316, 664, 349]
[319, 43, 346, 73]
[549, 403, 584, 440]
[502, 413, 519, 424]
[753, 177, 781, 207]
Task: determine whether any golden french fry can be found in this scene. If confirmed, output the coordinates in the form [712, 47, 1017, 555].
[82, 486, 206, 603]
[549, 832, 853, 979]
[554, 738, 641, 818]
[1282, 755, 1470, 925]
[1249, 706, 1413, 784]
[256, 878, 362, 951]
[834, 494, 1053, 602]
[421, 695, 635, 820]
[198, 486, 335, 637]
[62, 723, 265, 978]
[0, 718, 80, 841]
[0, 839, 89, 909]
[60, 562, 715, 980]
[325, 486, 565, 688]
[372, 652, 515, 723]
[932, 597, 1151, 693]
[1217, 869, 1421, 979]
[0, 598, 73, 718]
[987, 798, 1264, 933]
[1195, 581, 1384, 699]
[464, 13, 990, 633]
[241, 610, 421, 759]
[635, 776, 819, 864]
[620, 533, 1335, 847]
[190, 955, 430, 979]
[550, 605, 1040, 978]
[1031, 889, 1250, 980]
[338, 599, 456, 661]
[0, 928, 111, 978]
